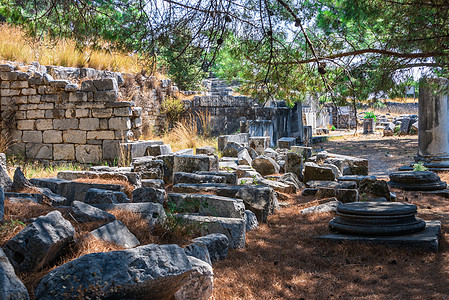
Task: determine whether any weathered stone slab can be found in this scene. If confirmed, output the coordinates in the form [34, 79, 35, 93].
[179, 214, 245, 249]
[338, 175, 377, 187]
[251, 155, 280, 176]
[237, 148, 252, 165]
[183, 243, 211, 266]
[277, 137, 296, 149]
[141, 179, 165, 189]
[174, 155, 219, 173]
[300, 200, 341, 214]
[0, 164, 12, 191]
[196, 146, 217, 155]
[190, 233, 229, 262]
[145, 144, 172, 156]
[34, 244, 194, 299]
[84, 188, 130, 204]
[57, 170, 129, 183]
[249, 136, 269, 155]
[174, 256, 213, 300]
[132, 187, 166, 204]
[4, 211, 75, 272]
[90, 220, 140, 248]
[173, 172, 226, 185]
[0, 186, 4, 221]
[291, 146, 313, 160]
[194, 171, 238, 185]
[167, 193, 245, 218]
[303, 162, 337, 182]
[131, 157, 164, 180]
[244, 210, 258, 231]
[359, 178, 391, 201]
[70, 200, 116, 223]
[284, 152, 303, 181]
[306, 180, 357, 189]
[172, 183, 275, 223]
[30, 177, 125, 204]
[218, 133, 250, 151]
[0, 248, 30, 300]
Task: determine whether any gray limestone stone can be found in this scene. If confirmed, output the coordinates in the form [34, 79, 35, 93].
[173, 155, 219, 173]
[132, 157, 164, 180]
[301, 188, 318, 196]
[4, 211, 75, 272]
[0, 248, 30, 300]
[90, 220, 140, 248]
[303, 162, 337, 182]
[336, 189, 359, 203]
[285, 152, 303, 181]
[84, 188, 129, 205]
[306, 180, 357, 189]
[359, 178, 391, 201]
[251, 155, 280, 176]
[237, 148, 252, 165]
[173, 172, 226, 185]
[244, 209, 259, 231]
[35, 244, 193, 299]
[277, 137, 296, 149]
[192, 233, 229, 262]
[0, 164, 13, 191]
[183, 244, 212, 266]
[132, 187, 166, 204]
[300, 200, 341, 214]
[194, 171, 238, 185]
[145, 144, 172, 156]
[222, 142, 244, 157]
[0, 186, 3, 221]
[174, 256, 213, 300]
[167, 193, 245, 219]
[179, 215, 245, 249]
[196, 146, 217, 155]
[278, 172, 303, 191]
[70, 201, 116, 223]
[141, 179, 165, 189]
[291, 146, 313, 160]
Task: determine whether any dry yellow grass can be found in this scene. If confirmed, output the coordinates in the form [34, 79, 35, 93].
[0, 23, 144, 73]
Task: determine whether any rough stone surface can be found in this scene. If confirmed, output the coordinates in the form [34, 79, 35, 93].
[167, 193, 245, 219]
[0, 248, 30, 300]
[4, 211, 75, 272]
[132, 157, 164, 180]
[359, 178, 391, 201]
[306, 180, 357, 189]
[338, 175, 377, 187]
[84, 188, 129, 205]
[90, 220, 140, 248]
[174, 256, 213, 300]
[300, 200, 341, 214]
[173, 155, 219, 173]
[291, 146, 313, 160]
[141, 179, 165, 189]
[278, 172, 303, 192]
[303, 162, 337, 182]
[132, 187, 166, 204]
[180, 215, 245, 249]
[284, 152, 303, 181]
[336, 189, 359, 203]
[173, 172, 226, 185]
[34, 244, 194, 299]
[244, 209, 259, 231]
[196, 146, 217, 155]
[194, 171, 238, 185]
[183, 244, 212, 266]
[192, 233, 229, 262]
[0, 186, 4, 222]
[0, 164, 12, 191]
[145, 144, 172, 156]
[70, 200, 116, 223]
[222, 142, 244, 157]
[302, 188, 318, 196]
[238, 148, 252, 165]
[251, 155, 280, 176]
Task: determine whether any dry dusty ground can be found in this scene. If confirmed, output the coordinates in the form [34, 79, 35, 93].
[212, 133, 449, 300]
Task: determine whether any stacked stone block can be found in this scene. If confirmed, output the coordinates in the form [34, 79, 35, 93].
[0, 64, 142, 163]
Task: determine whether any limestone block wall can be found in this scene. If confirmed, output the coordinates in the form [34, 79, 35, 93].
[0, 63, 142, 163]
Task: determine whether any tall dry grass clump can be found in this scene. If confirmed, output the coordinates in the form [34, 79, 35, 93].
[0, 23, 142, 73]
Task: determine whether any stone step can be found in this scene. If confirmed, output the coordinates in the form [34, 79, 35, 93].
[173, 172, 226, 185]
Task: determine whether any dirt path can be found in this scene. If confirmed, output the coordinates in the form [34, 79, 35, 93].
[315, 134, 418, 178]
[212, 134, 449, 299]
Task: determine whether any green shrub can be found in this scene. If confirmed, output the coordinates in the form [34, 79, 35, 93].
[413, 162, 428, 171]
[363, 111, 377, 122]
